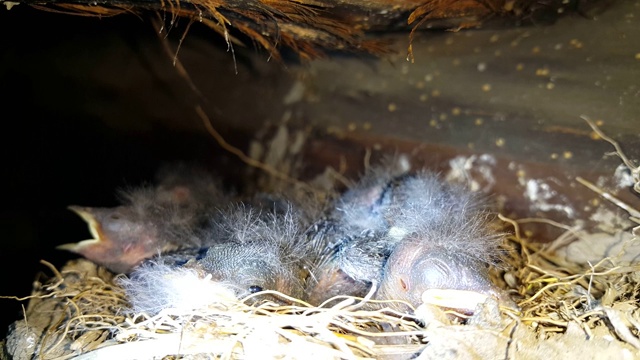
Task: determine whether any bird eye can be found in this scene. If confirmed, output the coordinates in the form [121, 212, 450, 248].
[248, 285, 263, 293]
[399, 277, 409, 291]
[195, 247, 208, 260]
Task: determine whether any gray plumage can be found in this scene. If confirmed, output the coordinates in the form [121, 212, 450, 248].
[304, 156, 411, 304]
[305, 159, 506, 310]
[119, 200, 318, 315]
[328, 154, 411, 245]
[375, 171, 504, 309]
[199, 202, 313, 299]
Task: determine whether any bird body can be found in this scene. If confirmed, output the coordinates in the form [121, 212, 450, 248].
[375, 171, 506, 312]
[119, 200, 319, 315]
[305, 160, 507, 313]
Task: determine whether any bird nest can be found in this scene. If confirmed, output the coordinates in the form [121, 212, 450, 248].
[3, 226, 639, 359]
[3, 121, 640, 360]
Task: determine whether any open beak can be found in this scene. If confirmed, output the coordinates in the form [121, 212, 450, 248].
[57, 205, 105, 252]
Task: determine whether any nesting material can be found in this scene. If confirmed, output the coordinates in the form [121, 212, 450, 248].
[4, 218, 639, 359]
[4, 203, 639, 358]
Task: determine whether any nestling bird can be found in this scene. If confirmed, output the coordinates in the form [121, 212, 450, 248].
[304, 155, 411, 305]
[305, 157, 508, 313]
[374, 172, 506, 312]
[119, 200, 317, 315]
[60, 163, 230, 274]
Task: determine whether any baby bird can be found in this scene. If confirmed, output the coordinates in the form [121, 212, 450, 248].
[305, 158, 508, 313]
[60, 163, 230, 274]
[304, 156, 411, 305]
[375, 172, 505, 312]
[119, 199, 317, 315]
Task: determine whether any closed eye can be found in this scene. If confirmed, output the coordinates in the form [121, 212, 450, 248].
[399, 277, 409, 291]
